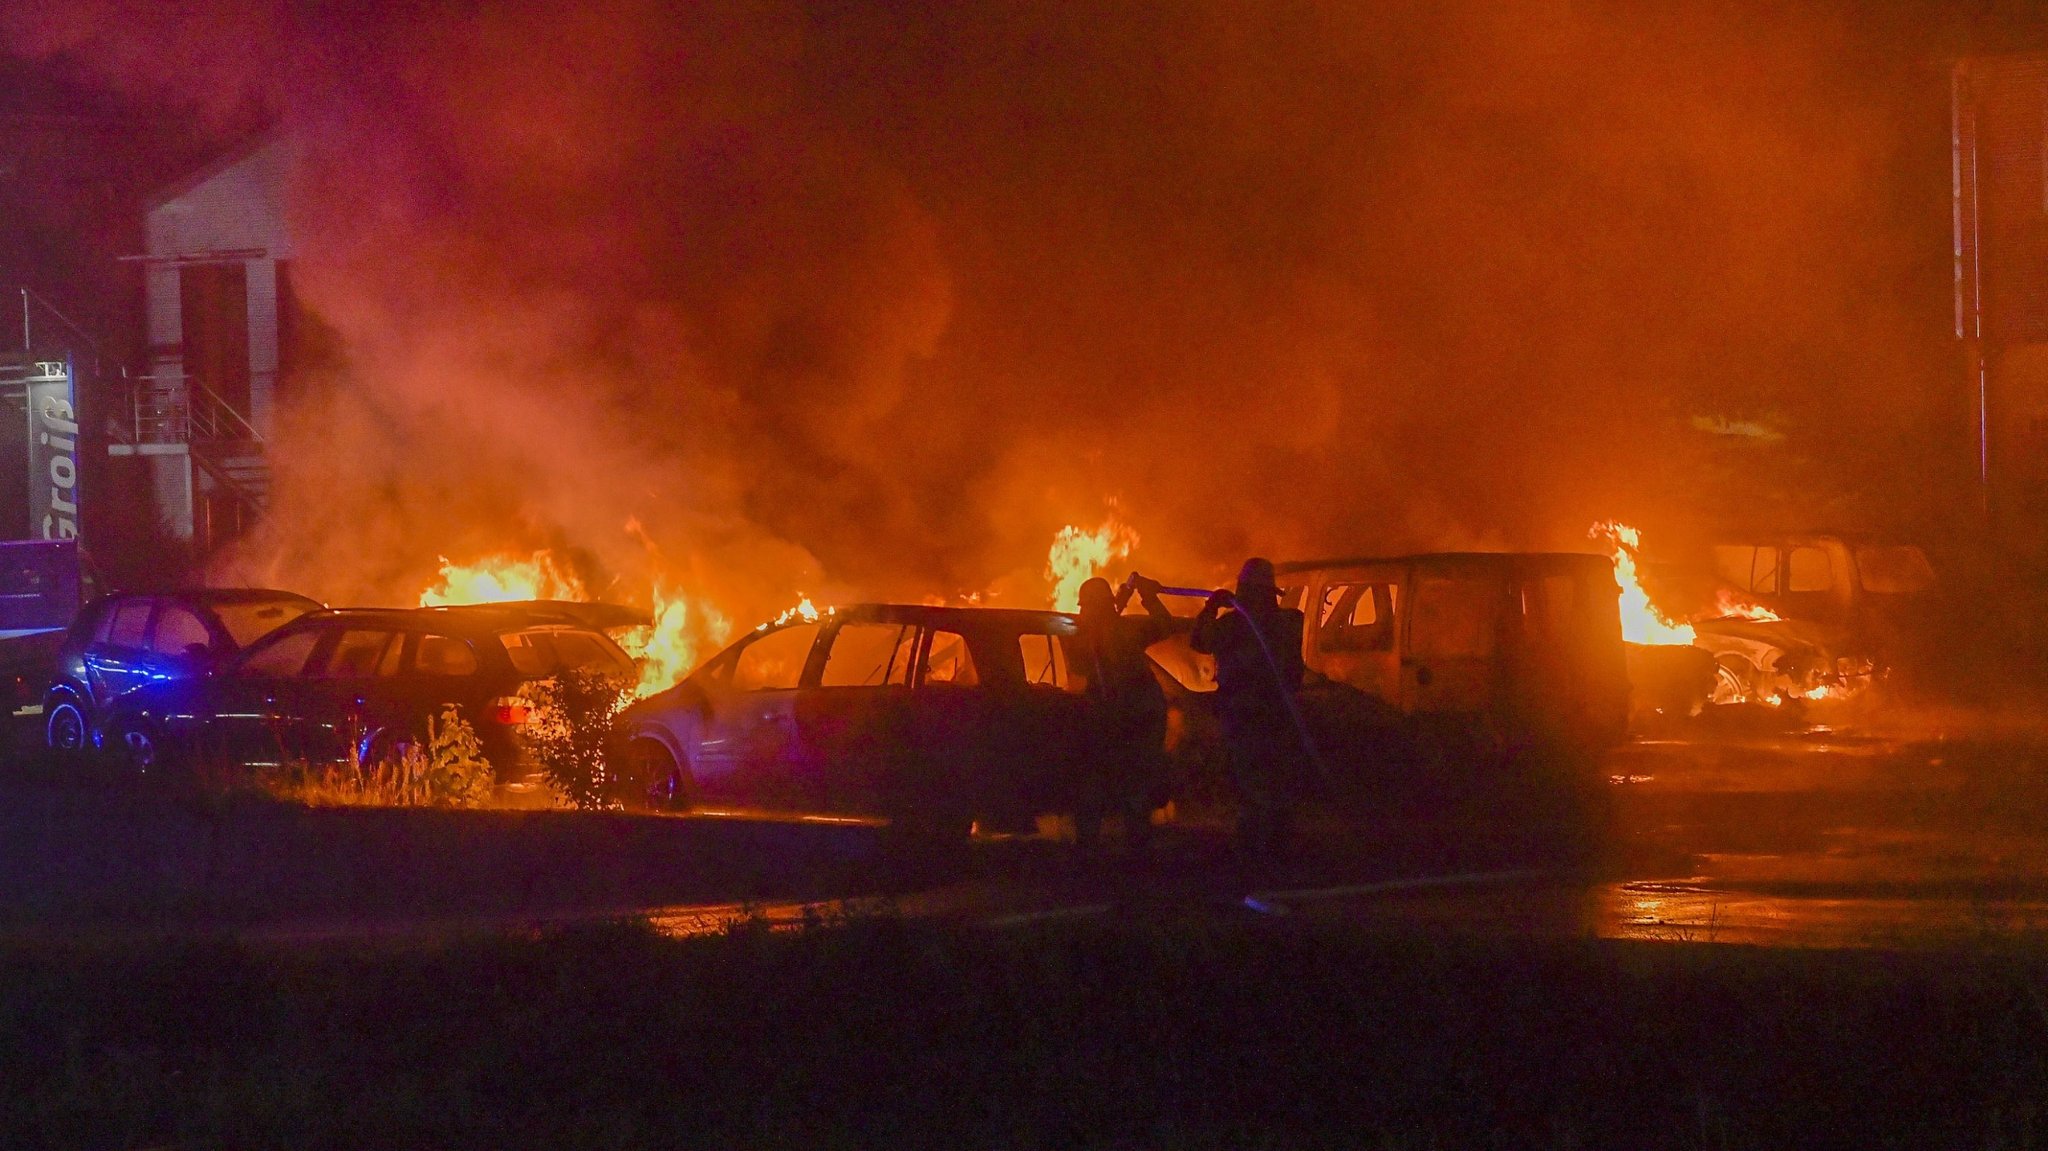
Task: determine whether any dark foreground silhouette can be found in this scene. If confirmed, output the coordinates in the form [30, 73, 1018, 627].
[4, 915, 2045, 1149]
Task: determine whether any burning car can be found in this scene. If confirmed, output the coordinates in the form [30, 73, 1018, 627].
[611, 603, 1126, 835]
[94, 601, 638, 801]
[1271, 552, 1631, 786]
[1678, 535, 1936, 706]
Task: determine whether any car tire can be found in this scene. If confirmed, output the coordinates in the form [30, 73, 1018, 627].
[44, 694, 87, 754]
[621, 739, 691, 813]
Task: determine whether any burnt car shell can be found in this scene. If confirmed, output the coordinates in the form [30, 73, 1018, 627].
[95, 602, 636, 797]
[614, 603, 1100, 833]
[1275, 552, 1630, 753]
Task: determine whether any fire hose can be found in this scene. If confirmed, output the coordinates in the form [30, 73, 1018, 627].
[1116, 573, 1336, 794]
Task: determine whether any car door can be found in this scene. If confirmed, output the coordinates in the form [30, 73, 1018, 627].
[1401, 558, 1506, 720]
[905, 622, 1015, 818]
[1004, 619, 1096, 824]
[1306, 570, 1402, 704]
[140, 601, 219, 689]
[88, 597, 156, 704]
[203, 623, 330, 766]
[690, 620, 824, 807]
[795, 616, 921, 815]
[294, 625, 405, 765]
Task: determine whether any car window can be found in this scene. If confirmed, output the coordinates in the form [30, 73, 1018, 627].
[377, 635, 406, 676]
[1318, 582, 1395, 652]
[1786, 547, 1833, 592]
[1020, 633, 1073, 690]
[76, 602, 113, 643]
[1410, 578, 1497, 660]
[415, 634, 480, 676]
[151, 605, 213, 655]
[922, 630, 978, 686]
[239, 628, 322, 677]
[498, 628, 635, 677]
[212, 598, 321, 648]
[543, 630, 636, 675]
[1518, 575, 1579, 638]
[1712, 545, 1777, 595]
[819, 622, 916, 687]
[1855, 546, 1935, 594]
[730, 622, 820, 691]
[317, 630, 398, 678]
[106, 600, 152, 649]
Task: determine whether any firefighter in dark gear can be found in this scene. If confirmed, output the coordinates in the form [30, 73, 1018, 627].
[1190, 556, 1307, 859]
[1072, 572, 1175, 853]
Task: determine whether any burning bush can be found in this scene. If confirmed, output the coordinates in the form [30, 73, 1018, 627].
[525, 669, 638, 810]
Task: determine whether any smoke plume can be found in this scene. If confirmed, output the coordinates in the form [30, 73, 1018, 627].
[1, 0, 1988, 617]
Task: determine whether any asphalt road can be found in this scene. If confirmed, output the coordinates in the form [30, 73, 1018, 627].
[631, 703, 2048, 949]
[12, 701, 2048, 948]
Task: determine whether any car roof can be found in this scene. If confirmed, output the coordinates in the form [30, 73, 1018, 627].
[296, 602, 643, 638]
[92, 587, 323, 608]
[1273, 551, 1613, 576]
[820, 603, 1076, 626]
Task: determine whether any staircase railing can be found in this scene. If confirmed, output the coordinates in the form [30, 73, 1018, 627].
[109, 376, 188, 446]
[107, 374, 271, 554]
[187, 381, 263, 445]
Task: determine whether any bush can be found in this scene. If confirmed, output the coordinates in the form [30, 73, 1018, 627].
[525, 670, 636, 809]
[260, 705, 493, 808]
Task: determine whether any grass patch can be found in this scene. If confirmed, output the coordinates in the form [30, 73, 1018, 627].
[253, 705, 496, 808]
[5, 917, 2048, 1148]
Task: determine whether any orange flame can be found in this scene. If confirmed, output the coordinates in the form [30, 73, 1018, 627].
[1708, 587, 1782, 623]
[419, 550, 728, 697]
[1047, 518, 1137, 611]
[421, 552, 585, 605]
[1589, 521, 1695, 646]
[618, 587, 731, 697]
[764, 596, 821, 629]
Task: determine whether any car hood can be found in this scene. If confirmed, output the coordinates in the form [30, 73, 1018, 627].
[1691, 616, 1844, 660]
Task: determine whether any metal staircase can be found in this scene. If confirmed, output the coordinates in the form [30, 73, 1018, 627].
[107, 375, 270, 553]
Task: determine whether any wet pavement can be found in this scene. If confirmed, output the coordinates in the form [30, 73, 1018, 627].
[14, 703, 2048, 950]
[621, 706, 2048, 950]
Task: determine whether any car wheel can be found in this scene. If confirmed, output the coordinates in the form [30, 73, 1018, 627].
[44, 695, 87, 753]
[1711, 655, 1757, 706]
[621, 739, 691, 812]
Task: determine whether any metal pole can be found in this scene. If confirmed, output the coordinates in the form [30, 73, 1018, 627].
[25, 356, 35, 538]
[20, 288, 28, 354]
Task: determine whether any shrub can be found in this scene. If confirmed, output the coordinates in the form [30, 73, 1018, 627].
[525, 670, 636, 809]
[260, 705, 493, 808]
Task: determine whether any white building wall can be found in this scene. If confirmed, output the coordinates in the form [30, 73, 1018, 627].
[139, 134, 295, 542]
[144, 133, 294, 437]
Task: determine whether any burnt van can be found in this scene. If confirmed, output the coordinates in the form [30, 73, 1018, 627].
[1273, 552, 1630, 761]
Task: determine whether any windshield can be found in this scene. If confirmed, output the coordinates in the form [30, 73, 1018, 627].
[499, 627, 636, 677]
[212, 598, 321, 648]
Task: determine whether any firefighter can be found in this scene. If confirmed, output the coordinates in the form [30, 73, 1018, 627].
[1071, 572, 1175, 854]
[1190, 556, 1307, 860]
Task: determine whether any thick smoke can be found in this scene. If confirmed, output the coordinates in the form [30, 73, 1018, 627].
[1, 0, 1983, 616]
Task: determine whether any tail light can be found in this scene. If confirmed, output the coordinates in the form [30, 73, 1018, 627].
[489, 696, 535, 725]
